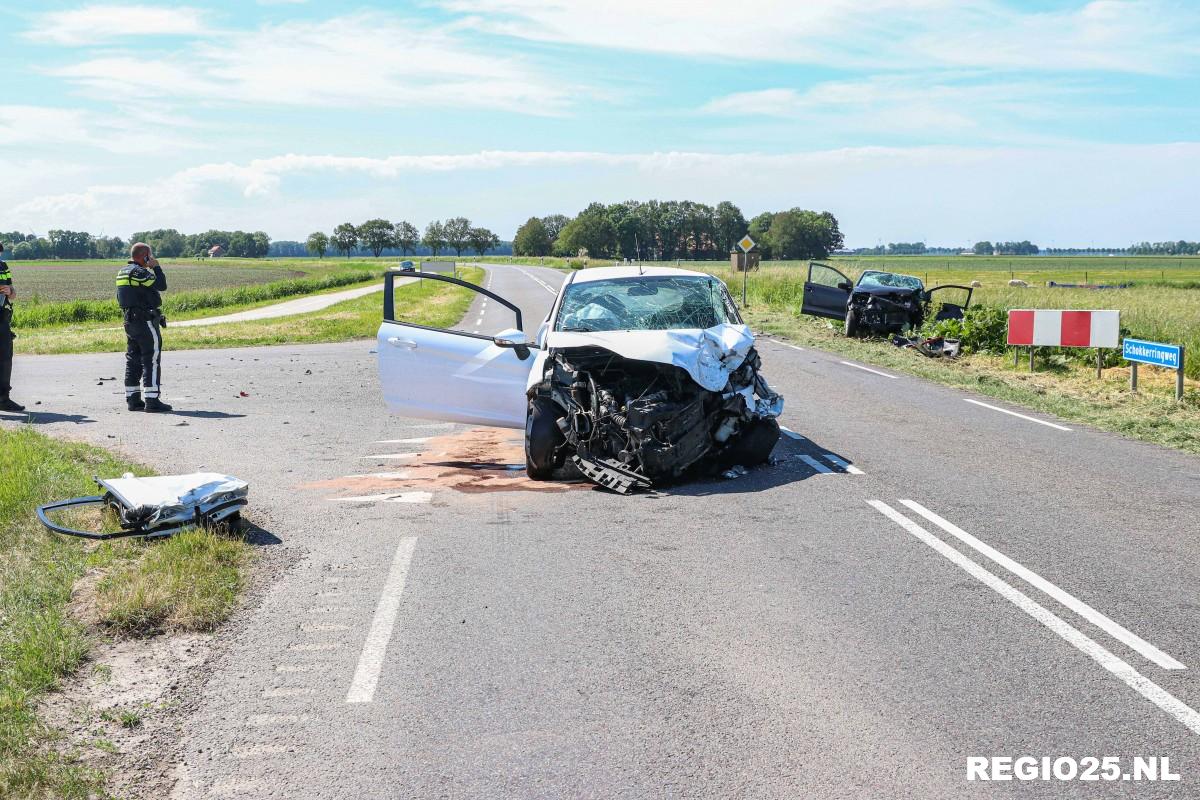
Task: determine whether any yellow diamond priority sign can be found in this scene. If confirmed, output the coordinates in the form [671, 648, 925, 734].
[738, 235, 756, 253]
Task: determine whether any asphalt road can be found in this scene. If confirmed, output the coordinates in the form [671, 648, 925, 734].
[5, 264, 1200, 799]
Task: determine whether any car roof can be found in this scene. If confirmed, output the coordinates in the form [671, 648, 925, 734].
[568, 265, 713, 284]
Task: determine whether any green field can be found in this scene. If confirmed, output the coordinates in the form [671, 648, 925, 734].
[6, 258, 326, 301]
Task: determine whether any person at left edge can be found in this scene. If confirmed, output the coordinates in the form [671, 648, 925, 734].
[0, 241, 25, 413]
[117, 242, 171, 412]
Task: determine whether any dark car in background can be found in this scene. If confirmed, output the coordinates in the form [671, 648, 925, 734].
[800, 262, 973, 337]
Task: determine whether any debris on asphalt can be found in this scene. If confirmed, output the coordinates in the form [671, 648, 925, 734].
[722, 465, 749, 479]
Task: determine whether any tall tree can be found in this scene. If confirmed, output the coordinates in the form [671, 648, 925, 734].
[422, 221, 446, 256]
[442, 217, 472, 257]
[513, 217, 552, 256]
[394, 221, 419, 255]
[541, 214, 569, 243]
[358, 218, 397, 257]
[556, 204, 617, 258]
[332, 223, 359, 258]
[713, 201, 748, 255]
[306, 231, 329, 258]
[467, 227, 500, 257]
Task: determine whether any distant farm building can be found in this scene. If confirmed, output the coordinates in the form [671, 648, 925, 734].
[208, 245, 225, 258]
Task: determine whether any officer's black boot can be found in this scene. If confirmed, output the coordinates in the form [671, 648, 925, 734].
[0, 397, 25, 412]
[127, 392, 145, 411]
[143, 397, 173, 413]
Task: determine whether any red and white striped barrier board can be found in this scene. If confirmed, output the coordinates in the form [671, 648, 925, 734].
[1007, 309, 1120, 348]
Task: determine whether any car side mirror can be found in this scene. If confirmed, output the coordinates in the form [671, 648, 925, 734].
[837, 281, 852, 291]
[493, 331, 531, 360]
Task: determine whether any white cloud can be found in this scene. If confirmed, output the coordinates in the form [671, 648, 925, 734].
[26, 5, 208, 46]
[8, 144, 1199, 246]
[0, 104, 203, 154]
[48, 12, 571, 113]
[443, 0, 1200, 74]
[700, 76, 1092, 138]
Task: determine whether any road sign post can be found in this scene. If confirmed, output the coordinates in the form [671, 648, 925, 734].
[1122, 338, 1185, 402]
[737, 235, 756, 307]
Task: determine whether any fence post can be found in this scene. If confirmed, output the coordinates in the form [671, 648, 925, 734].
[1178, 345, 1186, 402]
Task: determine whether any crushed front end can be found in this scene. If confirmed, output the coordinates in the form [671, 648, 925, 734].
[530, 338, 783, 494]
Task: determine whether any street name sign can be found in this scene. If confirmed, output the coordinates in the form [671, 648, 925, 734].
[1123, 338, 1182, 369]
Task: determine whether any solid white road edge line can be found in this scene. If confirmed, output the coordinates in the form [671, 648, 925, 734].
[839, 360, 898, 379]
[779, 426, 806, 441]
[375, 437, 430, 445]
[868, 501, 1200, 736]
[822, 453, 865, 475]
[346, 536, 419, 704]
[898, 499, 1184, 671]
[963, 398, 1071, 431]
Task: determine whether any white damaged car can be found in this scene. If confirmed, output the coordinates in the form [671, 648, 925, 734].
[377, 266, 783, 493]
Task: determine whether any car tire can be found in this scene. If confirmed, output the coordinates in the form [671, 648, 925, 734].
[525, 396, 565, 480]
[845, 308, 860, 338]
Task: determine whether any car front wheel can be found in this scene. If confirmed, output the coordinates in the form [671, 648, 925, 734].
[525, 395, 565, 480]
[845, 308, 860, 337]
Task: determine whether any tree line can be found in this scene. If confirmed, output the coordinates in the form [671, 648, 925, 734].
[511, 201, 843, 261]
[0, 229, 271, 259]
[1128, 241, 1200, 256]
[973, 240, 1040, 255]
[306, 218, 502, 259]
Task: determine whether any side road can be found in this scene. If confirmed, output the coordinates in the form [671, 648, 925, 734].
[173, 282, 386, 327]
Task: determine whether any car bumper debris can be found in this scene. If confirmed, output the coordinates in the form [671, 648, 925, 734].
[37, 472, 248, 539]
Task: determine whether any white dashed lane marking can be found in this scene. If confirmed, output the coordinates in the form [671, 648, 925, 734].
[963, 398, 1072, 431]
[347, 536, 419, 704]
[374, 437, 429, 445]
[330, 491, 432, 504]
[821, 453, 865, 475]
[360, 453, 419, 460]
[839, 360, 898, 379]
[797, 454, 834, 474]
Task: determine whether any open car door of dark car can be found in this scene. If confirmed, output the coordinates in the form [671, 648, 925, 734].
[925, 284, 974, 321]
[801, 262, 852, 320]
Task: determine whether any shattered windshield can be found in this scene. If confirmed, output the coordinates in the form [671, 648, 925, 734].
[556, 276, 739, 332]
[857, 271, 923, 291]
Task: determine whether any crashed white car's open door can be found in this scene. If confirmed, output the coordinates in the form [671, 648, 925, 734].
[377, 271, 534, 429]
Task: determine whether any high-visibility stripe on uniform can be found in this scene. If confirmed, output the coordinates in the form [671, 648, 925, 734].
[116, 270, 156, 287]
[144, 320, 161, 398]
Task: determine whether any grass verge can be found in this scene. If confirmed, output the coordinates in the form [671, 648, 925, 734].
[748, 307, 1200, 455]
[0, 427, 252, 798]
[16, 266, 484, 354]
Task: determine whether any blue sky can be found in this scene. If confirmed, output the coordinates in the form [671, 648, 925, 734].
[1, 1, 1198, 247]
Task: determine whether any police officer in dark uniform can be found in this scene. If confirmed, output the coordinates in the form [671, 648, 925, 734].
[0, 241, 25, 412]
[117, 242, 171, 412]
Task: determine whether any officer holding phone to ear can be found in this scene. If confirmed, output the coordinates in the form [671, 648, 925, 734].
[0, 241, 24, 413]
[117, 242, 171, 412]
